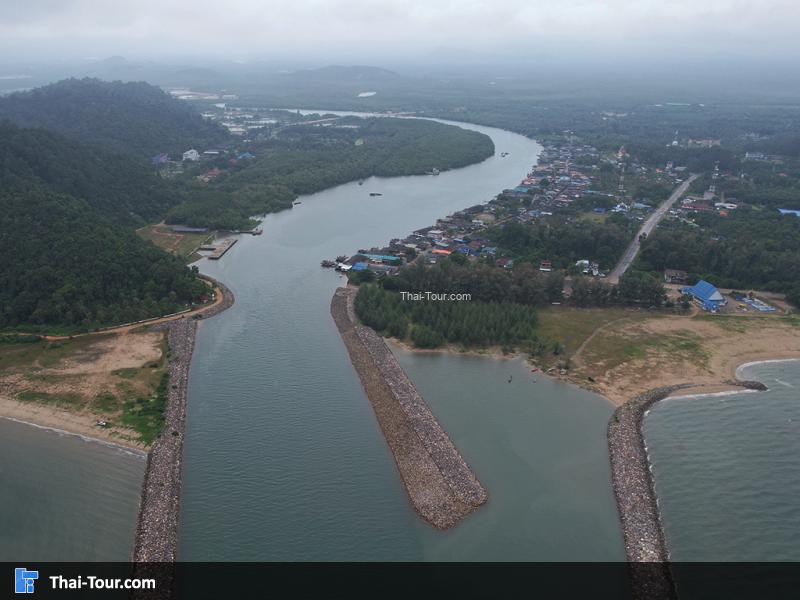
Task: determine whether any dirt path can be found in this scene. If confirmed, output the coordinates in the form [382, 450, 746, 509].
[26, 281, 227, 342]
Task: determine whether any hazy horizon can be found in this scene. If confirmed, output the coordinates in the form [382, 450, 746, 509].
[3, 0, 800, 66]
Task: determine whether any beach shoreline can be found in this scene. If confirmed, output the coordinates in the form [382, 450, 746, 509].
[0, 275, 233, 452]
[387, 334, 800, 406]
[0, 411, 147, 455]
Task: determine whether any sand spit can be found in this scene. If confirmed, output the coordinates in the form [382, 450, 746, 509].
[133, 278, 234, 564]
[331, 287, 487, 529]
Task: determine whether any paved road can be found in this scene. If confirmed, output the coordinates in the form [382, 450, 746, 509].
[607, 174, 699, 284]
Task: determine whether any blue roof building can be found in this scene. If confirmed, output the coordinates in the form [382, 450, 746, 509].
[361, 254, 401, 263]
[352, 262, 369, 271]
[681, 280, 726, 312]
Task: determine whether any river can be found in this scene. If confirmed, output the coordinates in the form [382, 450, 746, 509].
[178, 118, 626, 560]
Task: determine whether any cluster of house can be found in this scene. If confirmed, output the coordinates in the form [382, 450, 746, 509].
[201, 106, 283, 136]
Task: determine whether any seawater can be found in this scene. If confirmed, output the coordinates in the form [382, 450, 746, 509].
[644, 360, 800, 561]
[0, 418, 145, 561]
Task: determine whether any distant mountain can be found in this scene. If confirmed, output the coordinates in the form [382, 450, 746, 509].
[284, 65, 398, 82]
[0, 122, 177, 226]
[0, 78, 228, 158]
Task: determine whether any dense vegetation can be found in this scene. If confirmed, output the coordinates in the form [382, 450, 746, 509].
[637, 208, 800, 305]
[488, 217, 637, 271]
[0, 78, 228, 157]
[0, 182, 206, 329]
[167, 117, 495, 228]
[0, 122, 177, 226]
[355, 283, 541, 351]
[353, 258, 667, 350]
[1, 122, 206, 330]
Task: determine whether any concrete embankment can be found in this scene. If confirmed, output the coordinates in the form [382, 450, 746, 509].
[133, 278, 234, 563]
[331, 287, 487, 529]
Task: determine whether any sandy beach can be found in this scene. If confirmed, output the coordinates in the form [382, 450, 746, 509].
[386, 310, 800, 405]
[0, 398, 147, 452]
[583, 316, 800, 404]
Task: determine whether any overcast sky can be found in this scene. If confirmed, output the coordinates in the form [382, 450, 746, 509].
[2, 0, 799, 64]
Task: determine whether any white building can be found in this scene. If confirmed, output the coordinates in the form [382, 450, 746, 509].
[182, 149, 200, 162]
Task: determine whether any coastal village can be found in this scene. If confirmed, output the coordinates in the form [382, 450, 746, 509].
[324, 134, 786, 315]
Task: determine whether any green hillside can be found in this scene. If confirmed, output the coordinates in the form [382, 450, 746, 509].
[0, 78, 228, 157]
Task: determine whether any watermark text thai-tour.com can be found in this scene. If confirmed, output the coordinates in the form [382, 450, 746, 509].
[15, 567, 155, 594]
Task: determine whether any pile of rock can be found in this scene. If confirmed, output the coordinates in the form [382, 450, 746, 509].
[133, 277, 236, 563]
[331, 287, 487, 529]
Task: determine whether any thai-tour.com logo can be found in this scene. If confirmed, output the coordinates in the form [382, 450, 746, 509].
[15, 568, 38, 594]
[14, 567, 156, 594]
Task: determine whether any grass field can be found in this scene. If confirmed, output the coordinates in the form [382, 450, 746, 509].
[0, 330, 169, 445]
[137, 223, 215, 261]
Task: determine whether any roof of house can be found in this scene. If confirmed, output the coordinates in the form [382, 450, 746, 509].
[682, 280, 724, 302]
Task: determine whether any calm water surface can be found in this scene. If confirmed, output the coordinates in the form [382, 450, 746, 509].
[0, 419, 145, 561]
[180, 118, 625, 560]
[645, 360, 800, 561]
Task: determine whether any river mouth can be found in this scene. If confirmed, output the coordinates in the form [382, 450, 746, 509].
[177, 116, 625, 560]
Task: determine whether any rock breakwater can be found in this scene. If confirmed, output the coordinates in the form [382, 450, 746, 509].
[133, 277, 234, 562]
[331, 287, 487, 529]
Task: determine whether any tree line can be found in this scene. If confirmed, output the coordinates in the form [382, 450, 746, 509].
[353, 258, 668, 351]
[167, 117, 495, 229]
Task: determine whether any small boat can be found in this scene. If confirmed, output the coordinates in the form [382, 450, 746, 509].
[508, 375, 513, 383]
[293, 201, 302, 205]
[369, 192, 382, 197]
[335, 255, 348, 263]
[531, 367, 539, 372]
[358, 180, 365, 185]
[321, 260, 336, 268]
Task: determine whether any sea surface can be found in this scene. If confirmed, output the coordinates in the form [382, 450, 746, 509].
[645, 360, 800, 561]
[179, 117, 626, 561]
[0, 418, 145, 561]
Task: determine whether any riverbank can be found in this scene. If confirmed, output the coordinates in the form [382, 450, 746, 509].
[133, 277, 234, 562]
[331, 286, 487, 529]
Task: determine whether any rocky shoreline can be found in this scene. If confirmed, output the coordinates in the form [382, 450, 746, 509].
[331, 286, 487, 529]
[133, 277, 234, 562]
[608, 378, 769, 598]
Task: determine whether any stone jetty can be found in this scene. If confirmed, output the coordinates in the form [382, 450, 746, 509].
[331, 287, 487, 529]
[133, 278, 234, 563]
[607, 385, 692, 599]
[609, 378, 772, 599]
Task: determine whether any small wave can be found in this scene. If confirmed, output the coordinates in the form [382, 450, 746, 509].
[0, 416, 146, 458]
[735, 358, 800, 380]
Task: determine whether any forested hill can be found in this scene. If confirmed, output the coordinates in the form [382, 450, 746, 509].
[0, 78, 228, 157]
[0, 123, 205, 329]
[0, 182, 205, 330]
[0, 122, 177, 226]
